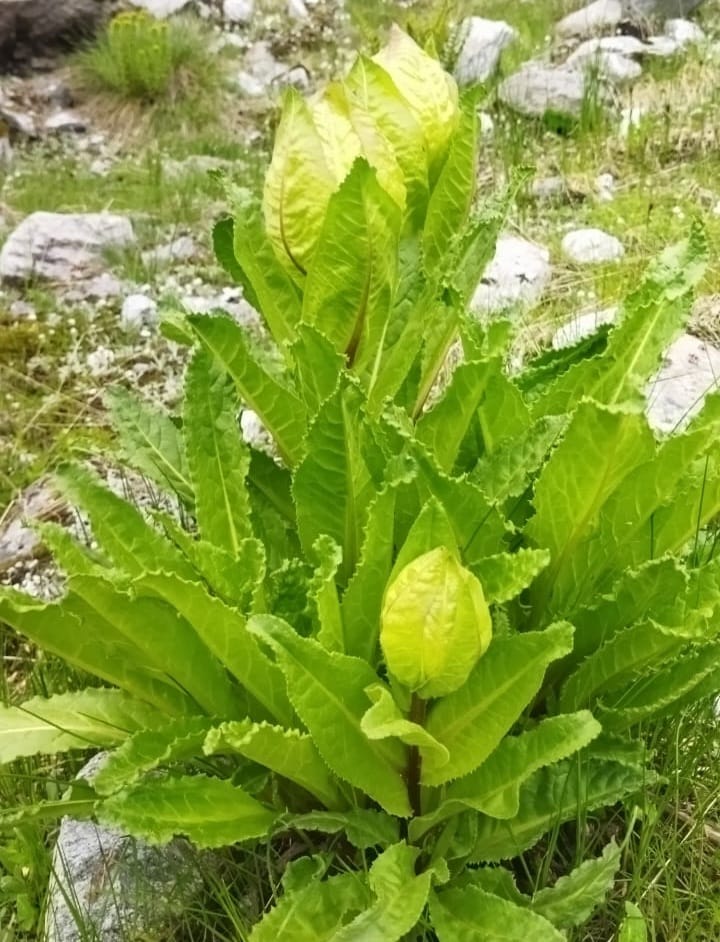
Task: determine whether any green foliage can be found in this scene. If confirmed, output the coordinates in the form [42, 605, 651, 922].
[74, 11, 221, 103]
[1, 26, 718, 942]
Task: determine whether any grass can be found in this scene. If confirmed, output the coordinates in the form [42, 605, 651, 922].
[2, 0, 720, 938]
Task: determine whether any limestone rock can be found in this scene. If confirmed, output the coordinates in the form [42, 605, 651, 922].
[556, 0, 623, 39]
[470, 235, 552, 316]
[44, 110, 87, 133]
[552, 305, 619, 349]
[453, 17, 517, 85]
[120, 293, 158, 330]
[646, 333, 720, 432]
[621, 0, 704, 20]
[562, 227, 625, 263]
[664, 17, 705, 44]
[0, 212, 135, 283]
[498, 64, 591, 119]
[223, 0, 254, 22]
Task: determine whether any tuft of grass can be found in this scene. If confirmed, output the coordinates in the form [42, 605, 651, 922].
[74, 11, 220, 104]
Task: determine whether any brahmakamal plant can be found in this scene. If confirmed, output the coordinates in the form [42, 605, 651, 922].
[1, 26, 719, 940]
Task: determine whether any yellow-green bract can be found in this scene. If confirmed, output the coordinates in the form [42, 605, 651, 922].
[262, 25, 459, 277]
[380, 546, 492, 699]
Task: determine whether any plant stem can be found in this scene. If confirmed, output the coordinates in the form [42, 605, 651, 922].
[407, 693, 427, 819]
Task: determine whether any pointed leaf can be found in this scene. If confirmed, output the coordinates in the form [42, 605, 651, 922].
[282, 810, 399, 850]
[291, 324, 344, 417]
[361, 684, 449, 766]
[471, 548, 550, 604]
[249, 615, 411, 816]
[432, 886, 565, 942]
[531, 841, 621, 929]
[424, 623, 574, 786]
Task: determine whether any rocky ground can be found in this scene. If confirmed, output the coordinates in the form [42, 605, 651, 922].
[1, 1, 720, 938]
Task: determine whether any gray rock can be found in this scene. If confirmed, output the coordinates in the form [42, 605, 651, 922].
[646, 333, 720, 432]
[44, 110, 87, 133]
[498, 64, 591, 119]
[45, 811, 202, 942]
[595, 171, 616, 201]
[235, 41, 310, 97]
[643, 34, 681, 54]
[621, 0, 704, 19]
[552, 305, 619, 349]
[531, 175, 567, 202]
[142, 235, 198, 266]
[0, 212, 135, 283]
[470, 234, 552, 316]
[121, 293, 158, 330]
[128, 0, 192, 16]
[556, 0, 623, 38]
[287, 0, 309, 19]
[0, 479, 66, 575]
[562, 227, 625, 263]
[163, 154, 233, 180]
[567, 34, 648, 61]
[222, 0, 253, 22]
[60, 272, 124, 303]
[580, 50, 643, 82]
[0, 0, 105, 63]
[453, 17, 516, 85]
[0, 106, 37, 138]
[664, 17, 705, 44]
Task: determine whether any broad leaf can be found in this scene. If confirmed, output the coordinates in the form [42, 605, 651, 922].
[282, 810, 399, 850]
[361, 684, 449, 766]
[0, 690, 163, 764]
[423, 623, 574, 786]
[432, 885, 564, 942]
[291, 324, 344, 417]
[249, 616, 411, 816]
[184, 348, 252, 554]
[471, 548, 550, 604]
[531, 841, 621, 929]
[100, 775, 278, 848]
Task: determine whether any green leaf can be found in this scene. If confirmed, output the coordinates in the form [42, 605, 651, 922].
[423, 106, 476, 273]
[100, 775, 278, 848]
[249, 615, 411, 816]
[526, 403, 655, 618]
[188, 313, 307, 467]
[67, 573, 242, 719]
[559, 619, 704, 712]
[471, 548, 550, 604]
[204, 720, 343, 809]
[391, 495, 458, 580]
[531, 841, 621, 929]
[470, 757, 648, 862]
[416, 359, 496, 473]
[534, 225, 708, 415]
[361, 684, 449, 766]
[249, 868, 371, 942]
[106, 387, 193, 504]
[54, 463, 198, 582]
[92, 715, 214, 796]
[423, 623, 574, 786]
[184, 348, 252, 554]
[618, 902, 648, 942]
[291, 324, 344, 417]
[137, 571, 292, 725]
[0, 589, 191, 716]
[309, 535, 344, 652]
[282, 810, 400, 849]
[302, 159, 401, 373]
[411, 712, 600, 840]
[293, 381, 376, 583]
[431, 886, 565, 942]
[333, 842, 436, 942]
[0, 690, 164, 764]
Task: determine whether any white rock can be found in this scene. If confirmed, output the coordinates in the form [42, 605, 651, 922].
[129, 0, 191, 16]
[9, 299, 36, 318]
[532, 176, 566, 201]
[567, 35, 647, 62]
[142, 235, 197, 266]
[0, 212, 135, 283]
[498, 64, 590, 119]
[470, 235, 552, 316]
[562, 228, 625, 264]
[556, 0, 623, 39]
[646, 333, 720, 433]
[585, 50, 643, 82]
[222, 0, 254, 22]
[552, 305, 618, 349]
[287, 0, 309, 19]
[0, 107, 36, 137]
[478, 111, 495, 137]
[595, 172, 616, 201]
[453, 17, 517, 85]
[86, 346, 115, 378]
[664, 18, 705, 46]
[121, 294, 158, 331]
[44, 110, 87, 133]
[644, 35, 680, 56]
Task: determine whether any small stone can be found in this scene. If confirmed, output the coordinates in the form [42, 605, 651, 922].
[86, 346, 116, 377]
[142, 235, 198, 267]
[552, 306, 619, 349]
[0, 480, 67, 575]
[498, 64, 592, 119]
[121, 294, 158, 331]
[470, 235, 552, 316]
[556, 0, 623, 39]
[644, 35, 680, 56]
[287, 0, 309, 19]
[478, 111, 495, 137]
[9, 299, 36, 319]
[562, 228, 625, 264]
[44, 110, 87, 133]
[453, 17, 516, 85]
[37, 79, 74, 108]
[222, 0, 254, 22]
[128, 0, 192, 16]
[646, 333, 720, 433]
[532, 176, 566, 202]
[0, 107, 37, 138]
[664, 18, 705, 45]
[595, 172, 616, 201]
